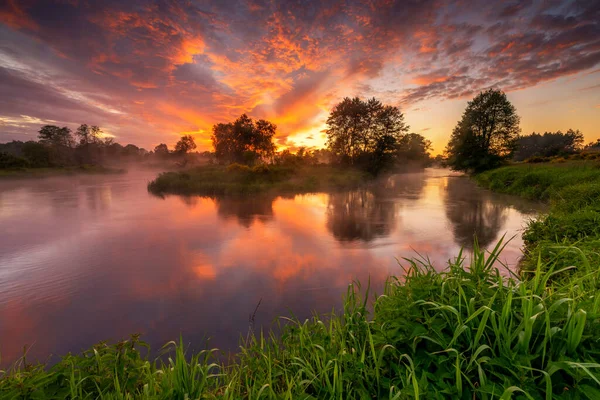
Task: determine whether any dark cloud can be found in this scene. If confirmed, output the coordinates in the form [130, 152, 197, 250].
[0, 0, 598, 147]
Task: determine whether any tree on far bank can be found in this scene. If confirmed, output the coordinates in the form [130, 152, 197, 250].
[585, 139, 600, 152]
[211, 114, 276, 165]
[38, 125, 75, 148]
[175, 135, 197, 154]
[514, 129, 584, 161]
[154, 143, 170, 157]
[446, 88, 520, 172]
[326, 97, 409, 173]
[75, 124, 102, 146]
[397, 133, 432, 163]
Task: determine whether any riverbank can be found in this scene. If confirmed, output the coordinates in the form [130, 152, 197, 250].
[476, 160, 600, 280]
[147, 164, 370, 196]
[0, 165, 126, 178]
[2, 242, 598, 399]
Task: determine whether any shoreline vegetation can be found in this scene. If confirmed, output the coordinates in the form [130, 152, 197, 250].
[0, 165, 126, 178]
[476, 160, 600, 278]
[2, 241, 599, 398]
[147, 164, 372, 196]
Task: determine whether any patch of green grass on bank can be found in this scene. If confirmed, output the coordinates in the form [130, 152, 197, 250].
[0, 165, 126, 178]
[147, 164, 370, 196]
[476, 160, 600, 278]
[2, 243, 599, 399]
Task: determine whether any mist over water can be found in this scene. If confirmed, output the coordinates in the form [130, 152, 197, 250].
[0, 168, 543, 366]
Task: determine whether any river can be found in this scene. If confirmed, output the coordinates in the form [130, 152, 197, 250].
[0, 168, 543, 365]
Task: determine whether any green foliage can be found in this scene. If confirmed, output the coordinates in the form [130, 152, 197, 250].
[21, 141, 55, 168]
[325, 97, 410, 174]
[446, 88, 520, 173]
[476, 161, 600, 279]
[2, 243, 599, 399]
[212, 114, 277, 165]
[147, 164, 368, 196]
[0, 152, 29, 169]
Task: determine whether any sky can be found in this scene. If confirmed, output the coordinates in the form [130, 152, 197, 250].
[0, 0, 599, 154]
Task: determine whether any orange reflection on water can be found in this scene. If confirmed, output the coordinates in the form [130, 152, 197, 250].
[0, 169, 543, 367]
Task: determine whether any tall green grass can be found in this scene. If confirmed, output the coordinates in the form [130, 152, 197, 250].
[476, 161, 600, 280]
[3, 241, 599, 399]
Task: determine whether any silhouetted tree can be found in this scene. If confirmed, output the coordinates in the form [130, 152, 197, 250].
[274, 147, 318, 166]
[211, 114, 276, 165]
[75, 124, 102, 146]
[154, 143, 170, 157]
[175, 135, 197, 154]
[397, 133, 432, 164]
[0, 151, 29, 168]
[21, 141, 54, 167]
[446, 89, 520, 172]
[38, 125, 74, 148]
[585, 139, 600, 153]
[326, 97, 408, 173]
[514, 129, 584, 161]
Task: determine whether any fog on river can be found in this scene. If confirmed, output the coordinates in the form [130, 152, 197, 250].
[0, 168, 543, 365]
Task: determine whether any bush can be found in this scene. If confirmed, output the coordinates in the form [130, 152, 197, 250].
[0, 151, 29, 169]
[225, 163, 251, 173]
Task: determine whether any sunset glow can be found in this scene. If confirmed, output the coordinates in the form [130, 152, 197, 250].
[1, 0, 598, 153]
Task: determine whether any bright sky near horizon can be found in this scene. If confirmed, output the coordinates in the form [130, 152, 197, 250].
[0, 0, 599, 154]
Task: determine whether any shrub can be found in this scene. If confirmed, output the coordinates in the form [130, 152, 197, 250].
[0, 152, 29, 169]
[226, 163, 251, 173]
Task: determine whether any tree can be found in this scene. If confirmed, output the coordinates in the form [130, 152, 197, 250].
[154, 143, 170, 157]
[586, 139, 600, 151]
[446, 88, 520, 172]
[123, 144, 141, 157]
[22, 141, 54, 167]
[211, 114, 276, 165]
[514, 129, 584, 161]
[38, 125, 74, 147]
[396, 133, 432, 164]
[75, 124, 102, 146]
[175, 135, 197, 154]
[325, 97, 408, 173]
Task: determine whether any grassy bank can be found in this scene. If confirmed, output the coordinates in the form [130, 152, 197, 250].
[0, 165, 126, 178]
[147, 164, 370, 196]
[2, 243, 599, 399]
[476, 161, 600, 279]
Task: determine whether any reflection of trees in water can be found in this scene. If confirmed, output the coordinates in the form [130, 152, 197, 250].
[214, 195, 276, 228]
[178, 194, 281, 228]
[326, 172, 426, 242]
[326, 190, 396, 242]
[444, 177, 507, 249]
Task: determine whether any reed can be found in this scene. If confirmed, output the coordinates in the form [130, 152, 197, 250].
[476, 161, 600, 281]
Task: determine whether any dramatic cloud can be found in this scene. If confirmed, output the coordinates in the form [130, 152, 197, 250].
[0, 0, 598, 150]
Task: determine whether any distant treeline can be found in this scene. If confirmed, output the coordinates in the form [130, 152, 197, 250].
[0, 125, 211, 169]
[514, 130, 600, 162]
[210, 98, 433, 174]
[444, 88, 600, 172]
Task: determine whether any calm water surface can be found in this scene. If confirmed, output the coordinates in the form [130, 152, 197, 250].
[0, 168, 543, 365]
